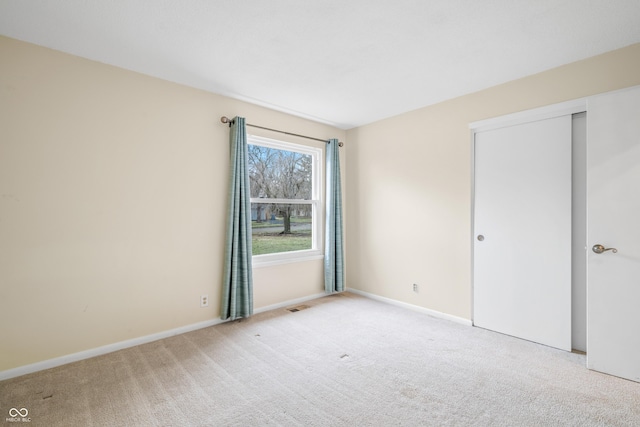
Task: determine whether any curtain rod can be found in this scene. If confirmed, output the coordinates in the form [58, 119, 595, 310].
[220, 116, 343, 147]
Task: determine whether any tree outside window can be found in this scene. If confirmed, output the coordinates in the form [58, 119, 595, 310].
[247, 136, 322, 260]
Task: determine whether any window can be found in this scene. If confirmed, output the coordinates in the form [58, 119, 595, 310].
[247, 135, 322, 266]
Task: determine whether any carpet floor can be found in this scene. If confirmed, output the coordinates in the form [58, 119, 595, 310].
[2, 292, 640, 426]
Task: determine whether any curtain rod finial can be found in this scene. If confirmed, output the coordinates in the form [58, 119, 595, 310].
[220, 116, 232, 124]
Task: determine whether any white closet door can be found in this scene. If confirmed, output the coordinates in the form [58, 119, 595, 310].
[587, 86, 640, 382]
[474, 115, 572, 351]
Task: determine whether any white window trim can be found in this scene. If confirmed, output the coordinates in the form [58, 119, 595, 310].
[247, 134, 324, 267]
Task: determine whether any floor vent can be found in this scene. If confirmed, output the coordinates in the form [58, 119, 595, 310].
[286, 304, 310, 313]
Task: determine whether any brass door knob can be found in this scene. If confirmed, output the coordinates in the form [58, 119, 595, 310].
[592, 244, 618, 254]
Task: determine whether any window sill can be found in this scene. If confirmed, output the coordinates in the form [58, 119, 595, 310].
[252, 252, 324, 268]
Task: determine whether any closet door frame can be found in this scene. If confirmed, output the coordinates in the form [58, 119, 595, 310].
[469, 98, 587, 347]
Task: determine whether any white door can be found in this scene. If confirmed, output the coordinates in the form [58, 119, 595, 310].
[474, 115, 572, 351]
[587, 86, 640, 382]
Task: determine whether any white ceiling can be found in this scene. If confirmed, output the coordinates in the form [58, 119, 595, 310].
[1, 1, 640, 129]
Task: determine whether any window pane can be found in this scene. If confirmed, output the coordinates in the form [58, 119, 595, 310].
[251, 203, 312, 255]
[248, 145, 312, 200]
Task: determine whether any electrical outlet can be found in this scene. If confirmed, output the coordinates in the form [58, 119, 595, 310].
[200, 294, 209, 308]
[413, 283, 419, 293]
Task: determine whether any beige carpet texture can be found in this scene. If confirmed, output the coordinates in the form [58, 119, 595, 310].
[2, 292, 640, 426]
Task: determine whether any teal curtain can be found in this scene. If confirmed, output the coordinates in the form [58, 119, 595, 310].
[324, 139, 344, 293]
[221, 117, 253, 320]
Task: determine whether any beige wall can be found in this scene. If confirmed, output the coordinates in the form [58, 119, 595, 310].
[345, 43, 640, 320]
[0, 36, 345, 372]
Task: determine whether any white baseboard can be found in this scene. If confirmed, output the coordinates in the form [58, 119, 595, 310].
[0, 292, 327, 381]
[347, 288, 472, 326]
[254, 292, 326, 314]
[1, 291, 460, 380]
[0, 317, 226, 381]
